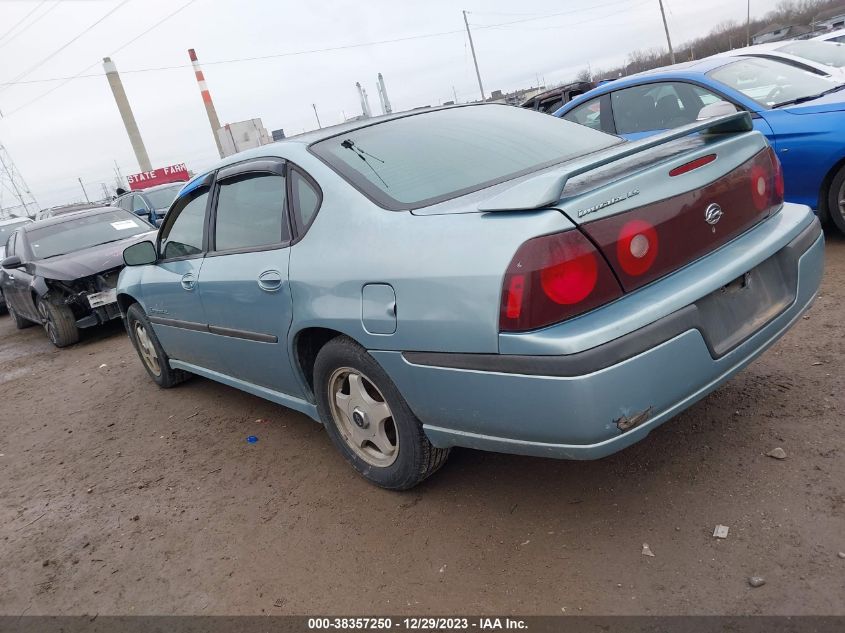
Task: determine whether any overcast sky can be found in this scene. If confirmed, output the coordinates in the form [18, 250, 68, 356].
[0, 0, 782, 209]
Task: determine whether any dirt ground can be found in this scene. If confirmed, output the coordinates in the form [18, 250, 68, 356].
[1, 232, 843, 617]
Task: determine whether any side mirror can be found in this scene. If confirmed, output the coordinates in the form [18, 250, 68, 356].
[697, 100, 739, 120]
[1, 255, 22, 269]
[123, 240, 157, 267]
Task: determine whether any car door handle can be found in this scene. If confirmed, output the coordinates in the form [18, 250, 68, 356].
[257, 269, 283, 292]
[181, 272, 196, 291]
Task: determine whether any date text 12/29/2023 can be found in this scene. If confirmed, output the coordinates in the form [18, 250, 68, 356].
[307, 618, 528, 630]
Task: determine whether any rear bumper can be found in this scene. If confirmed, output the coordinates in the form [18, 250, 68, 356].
[371, 209, 824, 460]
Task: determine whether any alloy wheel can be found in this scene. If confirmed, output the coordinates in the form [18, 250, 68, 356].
[37, 302, 56, 344]
[838, 179, 845, 223]
[133, 321, 161, 377]
[327, 367, 399, 467]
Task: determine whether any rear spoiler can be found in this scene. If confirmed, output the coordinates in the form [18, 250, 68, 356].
[479, 111, 753, 212]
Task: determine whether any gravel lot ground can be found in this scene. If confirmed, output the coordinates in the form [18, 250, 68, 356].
[1, 231, 843, 617]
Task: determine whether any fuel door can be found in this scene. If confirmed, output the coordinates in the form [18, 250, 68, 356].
[362, 283, 397, 335]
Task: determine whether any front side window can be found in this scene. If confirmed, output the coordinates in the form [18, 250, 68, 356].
[27, 210, 151, 259]
[561, 97, 603, 130]
[612, 82, 732, 133]
[213, 173, 288, 251]
[708, 57, 839, 107]
[159, 189, 209, 260]
[311, 104, 619, 209]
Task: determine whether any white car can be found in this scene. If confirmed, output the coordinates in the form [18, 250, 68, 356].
[716, 40, 845, 79]
[813, 28, 845, 44]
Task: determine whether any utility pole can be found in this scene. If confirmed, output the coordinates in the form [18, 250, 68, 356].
[658, 0, 675, 65]
[746, 0, 751, 46]
[78, 178, 90, 203]
[463, 10, 485, 101]
[312, 103, 322, 129]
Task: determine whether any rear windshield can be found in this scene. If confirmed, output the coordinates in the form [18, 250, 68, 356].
[144, 184, 182, 210]
[27, 210, 151, 259]
[310, 105, 620, 209]
[776, 40, 845, 68]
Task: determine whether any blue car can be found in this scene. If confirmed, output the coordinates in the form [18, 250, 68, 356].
[116, 104, 822, 489]
[555, 56, 845, 233]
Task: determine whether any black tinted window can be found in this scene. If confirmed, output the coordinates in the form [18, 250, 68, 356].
[311, 105, 619, 209]
[611, 82, 717, 134]
[291, 170, 320, 230]
[160, 189, 208, 259]
[214, 174, 288, 251]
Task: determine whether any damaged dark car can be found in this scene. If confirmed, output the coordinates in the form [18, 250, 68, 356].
[0, 207, 155, 347]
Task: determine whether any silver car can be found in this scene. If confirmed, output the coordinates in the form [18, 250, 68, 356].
[117, 104, 823, 489]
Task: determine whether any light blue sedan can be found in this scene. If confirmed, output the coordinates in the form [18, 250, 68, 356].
[117, 104, 823, 489]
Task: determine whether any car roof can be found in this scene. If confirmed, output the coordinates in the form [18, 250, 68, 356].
[559, 57, 739, 109]
[0, 216, 33, 226]
[25, 206, 123, 230]
[124, 182, 185, 195]
[813, 28, 845, 41]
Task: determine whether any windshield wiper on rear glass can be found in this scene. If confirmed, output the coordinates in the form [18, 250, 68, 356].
[773, 83, 845, 107]
[341, 139, 389, 189]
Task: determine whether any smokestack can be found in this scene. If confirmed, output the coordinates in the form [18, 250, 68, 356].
[356, 82, 372, 118]
[189, 48, 224, 158]
[377, 73, 392, 114]
[103, 57, 152, 173]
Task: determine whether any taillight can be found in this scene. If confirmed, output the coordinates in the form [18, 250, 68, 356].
[579, 147, 780, 293]
[768, 146, 785, 204]
[499, 230, 623, 332]
[669, 153, 717, 177]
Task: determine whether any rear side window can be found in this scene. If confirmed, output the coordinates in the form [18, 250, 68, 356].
[160, 189, 209, 259]
[562, 97, 603, 130]
[291, 170, 321, 232]
[311, 105, 619, 210]
[611, 82, 721, 134]
[213, 173, 288, 251]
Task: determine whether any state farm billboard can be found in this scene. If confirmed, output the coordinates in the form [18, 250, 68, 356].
[127, 163, 189, 191]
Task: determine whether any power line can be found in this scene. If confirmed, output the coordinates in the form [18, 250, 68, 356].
[0, 0, 49, 44]
[0, 1, 60, 51]
[0, 0, 131, 95]
[1, 0, 645, 89]
[4, 0, 199, 116]
[1, 0, 650, 114]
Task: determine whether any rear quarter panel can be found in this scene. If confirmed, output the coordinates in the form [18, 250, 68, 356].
[285, 148, 575, 355]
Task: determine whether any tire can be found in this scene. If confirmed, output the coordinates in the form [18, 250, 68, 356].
[7, 303, 33, 329]
[314, 335, 450, 490]
[0, 289, 6, 315]
[126, 303, 190, 388]
[37, 297, 79, 348]
[827, 165, 845, 235]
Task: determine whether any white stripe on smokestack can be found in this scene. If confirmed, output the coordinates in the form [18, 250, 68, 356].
[103, 57, 152, 172]
[188, 48, 224, 158]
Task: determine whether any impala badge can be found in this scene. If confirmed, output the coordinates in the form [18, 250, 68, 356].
[705, 203, 723, 226]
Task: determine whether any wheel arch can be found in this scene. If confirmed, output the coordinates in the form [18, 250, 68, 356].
[292, 326, 348, 400]
[817, 155, 845, 224]
[116, 291, 139, 317]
